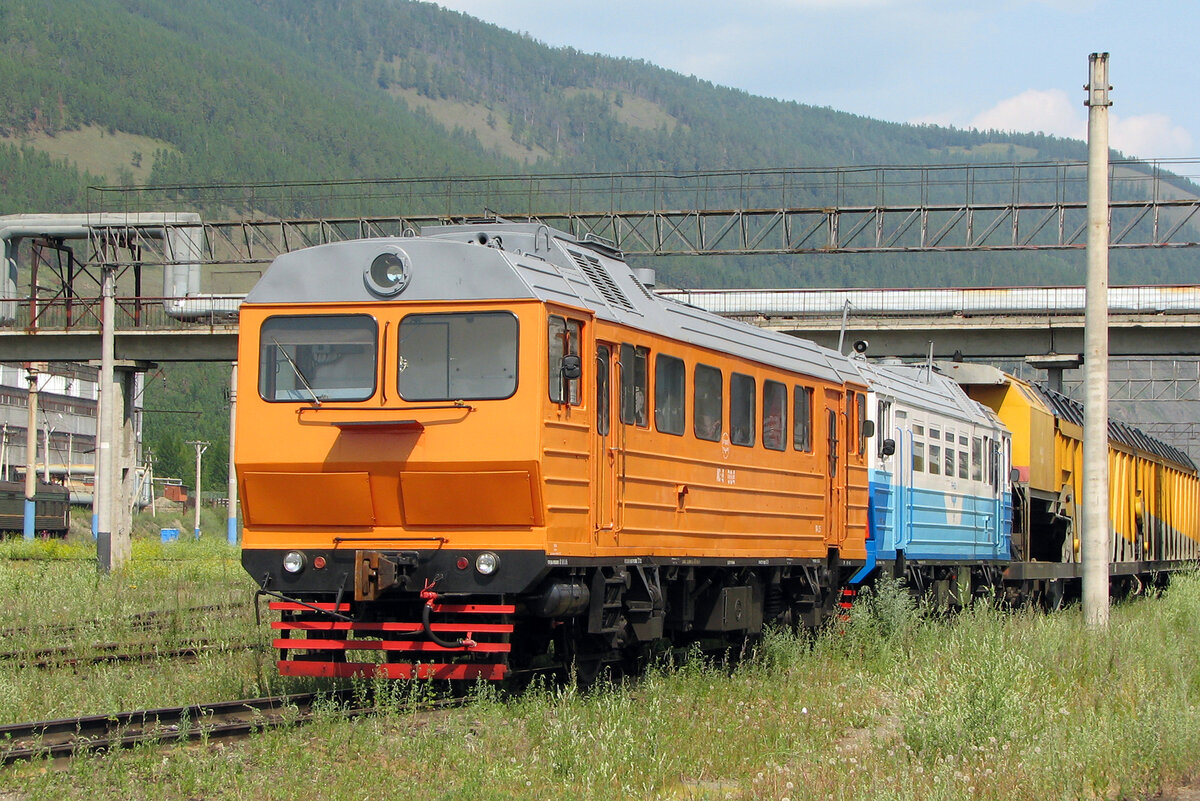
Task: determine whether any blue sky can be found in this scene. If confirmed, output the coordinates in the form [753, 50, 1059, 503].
[431, 0, 1198, 162]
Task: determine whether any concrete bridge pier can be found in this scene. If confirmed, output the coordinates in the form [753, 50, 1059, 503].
[1026, 354, 1084, 394]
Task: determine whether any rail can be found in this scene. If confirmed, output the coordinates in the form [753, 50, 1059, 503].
[0, 691, 470, 766]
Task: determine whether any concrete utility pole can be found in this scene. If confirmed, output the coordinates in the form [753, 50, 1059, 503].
[1083, 52, 1112, 629]
[22, 363, 42, 540]
[187, 440, 209, 538]
[97, 264, 123, 571]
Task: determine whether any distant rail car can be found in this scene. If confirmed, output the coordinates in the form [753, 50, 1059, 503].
[938, 361, 1199, 604]
[0, 480, 70, 537]
[235, 221, 1200, 682]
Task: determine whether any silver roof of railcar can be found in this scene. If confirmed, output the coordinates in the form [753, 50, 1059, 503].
[245, 222, 860, 386]
[850, 358, 1004, 431]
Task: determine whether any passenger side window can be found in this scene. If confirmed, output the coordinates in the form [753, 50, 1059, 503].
[694, 364, 723, 442]
[762, 380, 787, 451]
[913, 424, 925, 472]
[793, 386, 813, 452]
[654, 355, 686, 436]
[619, 344, 649, 427]
[958, 435, 969, 478]
[730, 373, 756, 447]
[929, 427, 942, 476]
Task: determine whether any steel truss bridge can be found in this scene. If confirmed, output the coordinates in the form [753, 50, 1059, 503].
[57, 159, 1200, 261]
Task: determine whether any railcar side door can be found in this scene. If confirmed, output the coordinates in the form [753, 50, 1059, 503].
[823, 388, 847, 549]
[593, 342, 618, 547]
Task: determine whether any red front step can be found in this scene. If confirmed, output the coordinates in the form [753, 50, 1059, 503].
[279, 660, 507, 680]
[273, 638, 511, 653]
[268, 599, 512, 680]
[273, 621, 513, 634]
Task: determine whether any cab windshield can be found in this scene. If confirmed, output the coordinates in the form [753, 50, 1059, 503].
[397, 311, 518, 401]
[258, 314, 377, 402]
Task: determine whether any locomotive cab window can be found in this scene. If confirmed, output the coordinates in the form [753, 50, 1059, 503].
[259, 314, 377, 403]
[730, 373, 756, 447]
[654, 355, 685, 436]
[694, 364, 723, 442]
[397, 312, 517, 401]
[619, 344, 649, 427]
[548, 316, 582, 405]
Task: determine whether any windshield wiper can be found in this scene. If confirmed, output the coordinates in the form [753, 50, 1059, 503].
[271, 337, 322, 406]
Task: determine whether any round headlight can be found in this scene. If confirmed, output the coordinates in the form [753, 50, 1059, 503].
[364, 249, 412, 297]
[475, 552, 500, 576]
[282, 551, 307, 574]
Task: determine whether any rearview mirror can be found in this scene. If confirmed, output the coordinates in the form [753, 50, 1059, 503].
[560, 354, 582, 380]
[881, 438, 896, 457]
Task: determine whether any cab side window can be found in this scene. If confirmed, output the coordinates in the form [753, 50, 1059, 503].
[619, 343, 649, 427]
[548, 316, 582, 405]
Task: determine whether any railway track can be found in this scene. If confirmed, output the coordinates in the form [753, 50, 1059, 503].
[0, 637, 267, 669]
[0, 603, 244, 642]
[0, 603, 256, 669]
[0, 689, 405, 766]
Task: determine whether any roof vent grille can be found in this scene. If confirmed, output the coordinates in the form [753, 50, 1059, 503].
[566, 249, 636, 312]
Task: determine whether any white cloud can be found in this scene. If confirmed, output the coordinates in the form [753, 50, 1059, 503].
[926, 89, 1196, 160]
[968, 89, 1086, 140]
[1109, 113, 1193, 160]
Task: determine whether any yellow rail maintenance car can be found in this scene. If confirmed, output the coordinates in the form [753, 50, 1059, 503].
[937, 362, 1200, 605]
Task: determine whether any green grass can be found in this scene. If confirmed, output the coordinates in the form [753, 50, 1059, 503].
[2, 540, 1200, 799]
[0, 507, 312, 723]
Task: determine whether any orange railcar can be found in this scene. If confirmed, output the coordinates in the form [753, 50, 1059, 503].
[238, 223, 870, 680]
